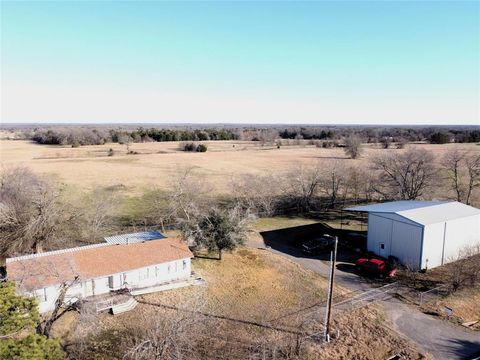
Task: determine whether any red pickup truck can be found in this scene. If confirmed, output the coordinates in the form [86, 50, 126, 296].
[355, 258, 397, 278]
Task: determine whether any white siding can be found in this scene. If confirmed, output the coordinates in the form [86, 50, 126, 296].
[422, 222, 446, 269]
[367, 213, 423, 269]
[367, 213, 393, 253]
[390, 221, 422, 269]
[421, 214, 480, 269]
[35, 285, 64, 314]
[33, 257, 192, 313]
[443, 214, 480, 261]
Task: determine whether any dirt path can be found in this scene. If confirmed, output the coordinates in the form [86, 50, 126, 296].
[248, 238, 480, 359]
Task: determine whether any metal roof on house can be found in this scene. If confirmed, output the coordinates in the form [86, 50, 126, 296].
[104, 230, 165, 244]
[346, 201, 480, 226]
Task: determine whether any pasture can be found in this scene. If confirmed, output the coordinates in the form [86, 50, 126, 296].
[1, 139, 477, 195]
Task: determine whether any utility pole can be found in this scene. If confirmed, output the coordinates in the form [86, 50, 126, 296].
[324, 236, 338, 342]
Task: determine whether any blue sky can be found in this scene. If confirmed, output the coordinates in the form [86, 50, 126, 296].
[1, 1, 479, 124]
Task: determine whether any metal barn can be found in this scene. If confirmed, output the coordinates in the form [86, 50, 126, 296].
[347, 201, 480, 270]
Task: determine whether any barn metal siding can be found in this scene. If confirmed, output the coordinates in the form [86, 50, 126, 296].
[443, 214, 480, 260]
[367, 213, 423, 268]
[367, 213, 393, 254]
[351, 201, 480, 270]
[421, 222, 446, 269]
[390, 220, 423, 269]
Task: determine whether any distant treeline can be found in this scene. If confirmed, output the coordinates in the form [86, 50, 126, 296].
[278, 128, 334, 140]
[276, 127, 480, 144]
[31, 127, 237, 146]
[22, 125, 480, 147]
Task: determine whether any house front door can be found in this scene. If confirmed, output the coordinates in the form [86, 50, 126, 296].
[85, 280, 94, 297]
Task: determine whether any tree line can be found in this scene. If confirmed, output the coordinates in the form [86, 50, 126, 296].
[30, 127, 238, 146]
[19, 125, 480, 147]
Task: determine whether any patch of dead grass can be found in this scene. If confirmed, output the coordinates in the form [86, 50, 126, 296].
[425, 286, 480, 330]
[315, 306, 428, 360]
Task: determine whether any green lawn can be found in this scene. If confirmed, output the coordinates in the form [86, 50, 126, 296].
[253, 216, 318, 232]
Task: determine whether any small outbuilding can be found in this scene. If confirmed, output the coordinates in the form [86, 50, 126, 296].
[347, 201, 480, 270]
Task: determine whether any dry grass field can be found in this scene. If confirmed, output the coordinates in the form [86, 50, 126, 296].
[1, 139, 478, 195]
[427, 287, 480, 330]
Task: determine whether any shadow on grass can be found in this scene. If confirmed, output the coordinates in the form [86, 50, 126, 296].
[136, 298, 303, 335]
[194, 253, 220, 261]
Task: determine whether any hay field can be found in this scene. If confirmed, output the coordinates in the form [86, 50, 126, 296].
[0, 139, 478, 195]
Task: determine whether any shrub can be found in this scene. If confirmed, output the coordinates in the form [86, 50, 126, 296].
[182, 143, 196, 151]
[181, 143, 208, 152]
[196, 144, 208, 152]
[344, 136, 363, 159]
[0, 334, 63, 360]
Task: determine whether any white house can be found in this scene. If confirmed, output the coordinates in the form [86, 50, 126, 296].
[347, 201, 480, 270]
[6, 233, 193, 313]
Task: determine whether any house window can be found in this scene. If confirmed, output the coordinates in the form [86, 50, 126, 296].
[380, 243, 385, 250]
[139, 268, 149, 280]
[155, 266, 159, 277]
[36, 288, 47, 302]
[183, 260, 187, 270]
[167, 264, 171, 273]
[108, 276, 114, 289]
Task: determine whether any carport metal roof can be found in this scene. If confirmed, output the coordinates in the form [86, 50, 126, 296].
[104, 230, 165, 244]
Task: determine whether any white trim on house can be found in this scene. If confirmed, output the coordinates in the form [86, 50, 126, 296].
[6, 243, 112, 263]
[32, 257, 192, 313]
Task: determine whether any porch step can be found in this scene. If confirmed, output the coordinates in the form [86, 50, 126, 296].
[112, 297, 138, 315]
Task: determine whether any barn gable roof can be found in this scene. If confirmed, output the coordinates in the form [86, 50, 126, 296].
[346, 201, 480, 226]
[6, 237, 192, 291]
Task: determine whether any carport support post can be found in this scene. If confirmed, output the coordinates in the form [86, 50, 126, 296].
[324, 236, 338, 343]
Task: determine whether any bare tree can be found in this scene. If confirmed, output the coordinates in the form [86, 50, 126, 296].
[13, 257, 82, 338]
[81, 189, 117, 242]
[318, 161, 346, 208]
[0, 167, 75, 255]
[464, 152, 480, 205]
[371, 149, 437, 200]
[442, 149, 465, 202]
[283, 165, 322, 212]
[36, 277, 80, 338]
[123, 292, 207, 360]
[169, 167, 212, 226]
[343, 165, 373, 204]
[344, 135, 362, 159]
[230, 174, 280, 216]
[133, 167, 213, 235]
[446, 244, 480, 292]
[257, 129, 278, 146]
[442, 150, 480, 205]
